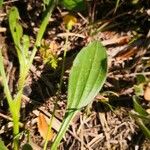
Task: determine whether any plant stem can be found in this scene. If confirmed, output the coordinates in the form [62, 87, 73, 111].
[0, 50, 13, 104]
[51, 111, 76, 150]
[13, 139, 18, 150]
[44, 30, 69, 150]
[13, 117, 19, 150]
[35, 0, 57, 47]
[11, 90, 22, 150]
[59, 30, 69, 91]
[43, 103, 56, 150]
[32, 1, 57, 149]
[6, 1, 56, 149]
[29, 0, 57, 68]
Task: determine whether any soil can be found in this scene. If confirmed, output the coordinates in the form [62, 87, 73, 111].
[0, 0, 150, 150]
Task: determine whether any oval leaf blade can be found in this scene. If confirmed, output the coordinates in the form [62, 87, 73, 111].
[0, 139, 8, 150]
[67, 40, 107, 109]
[51, 40, 107, 150]
[60, 0, 86, 11]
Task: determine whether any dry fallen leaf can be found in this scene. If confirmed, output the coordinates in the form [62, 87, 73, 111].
[144, 82, 150, 101]
[102, 36, 130, 46]
[37, 113, 54, 141]
[115, 46, 138, 61]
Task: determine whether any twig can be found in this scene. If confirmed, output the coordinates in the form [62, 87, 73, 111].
[0, 112, 23, 127]
[127, 72, 150, 77]
[57, 32, 85, 38]
[0, 112, 12, 121]
[3, 0, 19, 4]
[0, 27, 6, 32]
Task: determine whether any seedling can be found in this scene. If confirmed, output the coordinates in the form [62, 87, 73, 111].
[51, 40, 108, 149]
[0, 0, 57, 149]
[131, 96, 150, 138]
[40, 40, 59, 69]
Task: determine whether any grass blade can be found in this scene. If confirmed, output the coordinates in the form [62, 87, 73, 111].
[0, 139, 8, 150]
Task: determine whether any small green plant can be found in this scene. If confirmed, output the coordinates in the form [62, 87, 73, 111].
[51, 40, 108, 149]
[0, 139, 8, 150]
[0, 0, 57, 149]
[131, 96, 150, 138]
[132, 75, 150, 138]
[43, 13, 78, 150]
[0, 1, 107, 149]
[39, 40, 59, 69]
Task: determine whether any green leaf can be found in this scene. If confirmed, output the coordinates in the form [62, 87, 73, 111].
[130, 110, 150, 124]
[137, 118, 150, 139]
[133, 95, 148, 116]
[132, 95, 150, 138]
[22, 144, 33, 150]
[136, 74, 146, 85]
[22, 35, 30, 60]
[35, 0, 56, 47]
[67, 40, 107, 109]
[60, 0, 86, 11]
[0, 0, 3, 8]
[9, 7, 23, 49]
[0, 139, 8, 150]
[134, 84, 144, 96]
[9, 7, 24, 66]
[43, 0, 50, 5]
[0, 49, 13, 104]
[51, 40, 107, 149]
